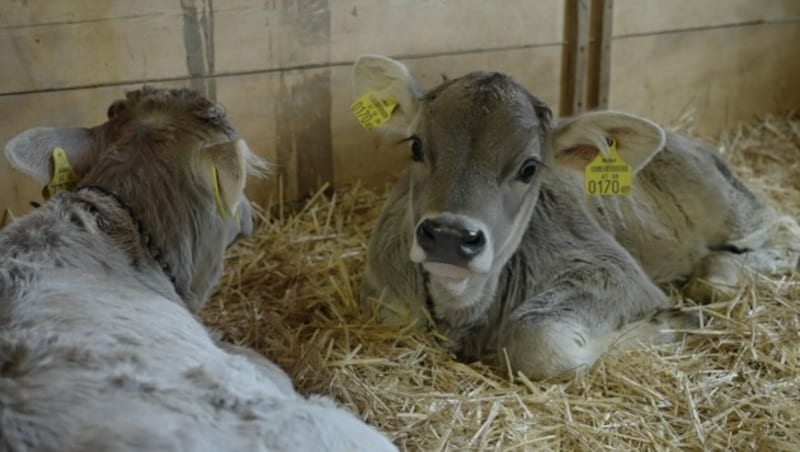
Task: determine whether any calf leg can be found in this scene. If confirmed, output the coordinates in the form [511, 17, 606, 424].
[684, 252, 742, 303]
[687, 214, 800, 303]
[499, 306, 699, 380]
[730, 214, 800, 274]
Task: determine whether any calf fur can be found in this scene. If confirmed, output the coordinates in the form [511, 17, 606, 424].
[0, 87, 396, 451]
[354, 55, 799, 380]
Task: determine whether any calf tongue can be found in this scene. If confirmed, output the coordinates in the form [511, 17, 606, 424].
[423, 262, 472, 280]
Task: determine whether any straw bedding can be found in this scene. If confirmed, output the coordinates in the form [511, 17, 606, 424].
[203, 115, 800, 451]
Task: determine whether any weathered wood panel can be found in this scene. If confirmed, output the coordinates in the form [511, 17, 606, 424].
[1, 0, 564, 94]
[613, 0, 800, 37]
[559, 0, 590, 115]
[586, 0, 613, 109]
[608, 22, 800, 133]
[0, 2, 190, 94]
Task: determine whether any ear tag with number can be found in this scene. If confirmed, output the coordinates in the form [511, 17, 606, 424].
[584, 138, 632, 196]
[211, 165, 227, 219]
[350, 91, 398, 130]
[42, 147, 80, 200]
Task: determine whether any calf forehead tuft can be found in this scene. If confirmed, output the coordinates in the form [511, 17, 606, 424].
[425, 72, 523, 105]
[107, 86, 235, 138]
[422, 72, 548, 129]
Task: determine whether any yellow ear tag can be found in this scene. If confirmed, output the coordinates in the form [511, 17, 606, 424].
[42, 147, 80, 200]
[350, 91, 398, 130]
[211, 165, 227, 219]
[584, 138, 632, 196]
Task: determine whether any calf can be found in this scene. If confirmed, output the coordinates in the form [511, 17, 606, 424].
[0, 87, 396, 451]
[354, 55, 800, 380]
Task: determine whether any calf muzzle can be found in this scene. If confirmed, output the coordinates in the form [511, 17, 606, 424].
[416, 218, 486, 267]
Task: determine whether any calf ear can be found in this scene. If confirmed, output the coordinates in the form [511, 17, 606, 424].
[352, 55, 423, 130]
[200, 139, 248, 217]
[550, 111, 665, 174]
[4, 127, 94, 184]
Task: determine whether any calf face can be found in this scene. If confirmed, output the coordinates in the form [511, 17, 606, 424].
[354, 56, 664, 299]
[5, 86, 267, 311]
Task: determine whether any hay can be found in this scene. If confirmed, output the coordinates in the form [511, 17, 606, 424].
[204, 115, 800, 451]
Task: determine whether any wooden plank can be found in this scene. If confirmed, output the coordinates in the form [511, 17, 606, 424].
[275, 68, 334, 201]
[586, 0, 613, 109]
[0, 9, 190, 94]
[327, 0, 563, 61]
[331, 46, 564, 190]
[0, 0, 564, 94]
[613, 0, 800, 37]
[560, 0, 590, 116]
[203, 0, 566, 74]
[0, 1, 170, 27]
[608, 22, 800, 133]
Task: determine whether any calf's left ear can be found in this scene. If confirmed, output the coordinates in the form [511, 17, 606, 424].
[550, 111, 666, 174]
[4, 127, 94, 185]
[200, 139, 248, 217]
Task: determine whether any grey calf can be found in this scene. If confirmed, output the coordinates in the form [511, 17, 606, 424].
[0, 87, 396, 451]
[354, 55, 799, 380]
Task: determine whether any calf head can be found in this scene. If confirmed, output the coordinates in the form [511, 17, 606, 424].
[4, 86, 268, 311]
[353, 55, 665, 298]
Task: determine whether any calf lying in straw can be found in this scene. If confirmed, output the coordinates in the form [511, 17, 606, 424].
[0, 86, 396, 451]
[354, 55, 800, 380]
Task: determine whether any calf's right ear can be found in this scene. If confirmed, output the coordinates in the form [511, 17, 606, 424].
[550, 111, 666, 175]
[352, 55, 423, 130]
[4, 127, 94, 185]
[198, 139, 249, 218]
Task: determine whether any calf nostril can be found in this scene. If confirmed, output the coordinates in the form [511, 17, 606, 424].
[420, 221, 436, 240]
[416, 219, 439, 251]
[460, 229, 486, 257]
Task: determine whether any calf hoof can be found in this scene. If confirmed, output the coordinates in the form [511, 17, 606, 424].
[650, 307, 702, 330]
[684, 276, 739, 304]
[684, 252, 743, 304]
[499, 319, 595, 381]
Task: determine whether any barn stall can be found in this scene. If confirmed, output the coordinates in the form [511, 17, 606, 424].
[2, 0, 799, 449]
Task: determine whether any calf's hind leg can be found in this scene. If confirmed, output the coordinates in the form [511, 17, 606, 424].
[686, 214, 800, 303]
[499, 306, 699, 380]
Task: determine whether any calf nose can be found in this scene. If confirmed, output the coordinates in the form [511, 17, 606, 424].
[416, 218, 486, 265]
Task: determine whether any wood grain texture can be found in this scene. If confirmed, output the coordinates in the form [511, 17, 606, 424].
[1, 0, 564, 94]
[608, 22, 800, 133]
[613, 0, 800, 37]
[559, 0, 590, 116]
[587, 0, 613, 109]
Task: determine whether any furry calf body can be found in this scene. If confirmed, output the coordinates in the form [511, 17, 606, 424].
[354, 55, 799, 380]
[0, 87, 396, 451]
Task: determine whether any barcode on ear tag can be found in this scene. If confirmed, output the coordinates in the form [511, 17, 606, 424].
[351, 91, 398, 130]
[584, 139, 632, 196]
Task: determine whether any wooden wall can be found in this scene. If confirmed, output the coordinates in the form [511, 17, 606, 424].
[608, 0, 800, 131]
[1, 1, 798, 219]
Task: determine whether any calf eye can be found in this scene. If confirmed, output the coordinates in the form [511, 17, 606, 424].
[409, 135, 424, 162]
[518, 158, 539, 183]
